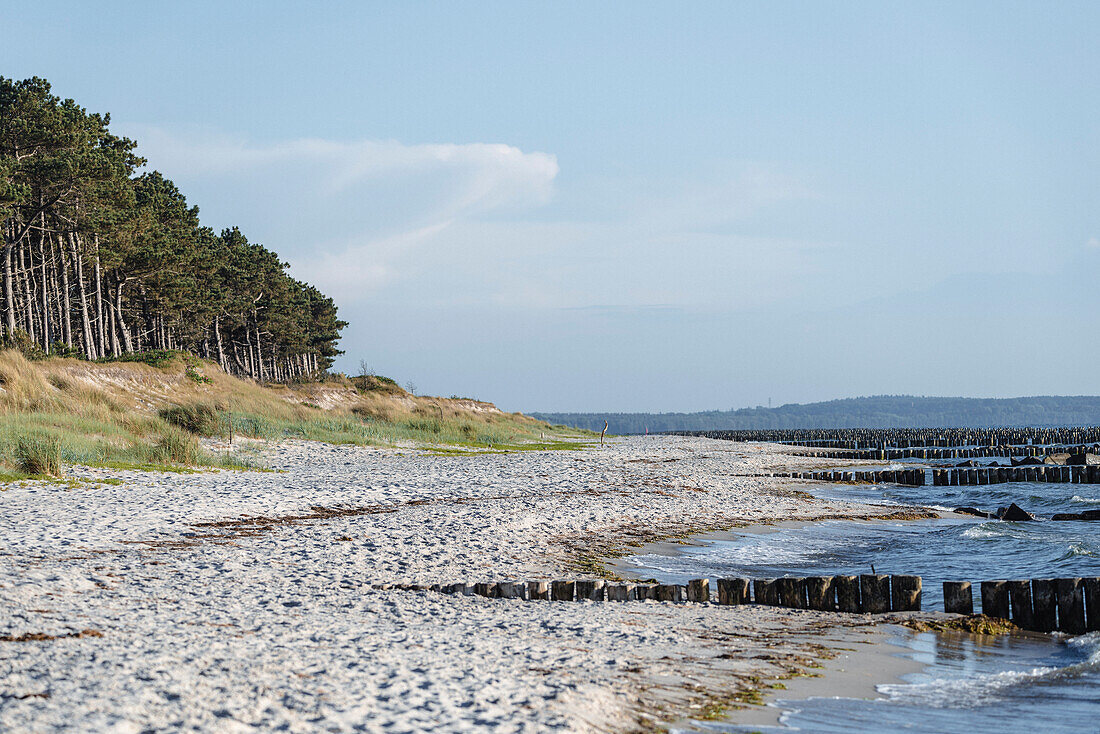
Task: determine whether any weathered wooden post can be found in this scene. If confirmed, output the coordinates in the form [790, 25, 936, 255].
[1031, 579, 1057, 632]
[836, 575, 860, 613]
[1056, 578, 1086, 634]
[576, 580, 606, 601]
[805, 576, 836, 611]
[891, 575, 921, 611]
[860, 575, 890, 613]
[1084, 578, 1100, 632]
[527, 580, 550, 600]
[754, 578, 779, 605]
[551, 580, 575, 601]
[980, 581, 1009, 619]
[944, 581, 973, 615]
[777, 577, 807, 608]
[717, 578, 750, 605]
[686, 578, 710, 603]
[656, 584, 683, 602]
[606, 583, 631, 601]
[498, 581, 525, 599]
[475, 582, 499, 598]
[1007, 580, 1033, 629]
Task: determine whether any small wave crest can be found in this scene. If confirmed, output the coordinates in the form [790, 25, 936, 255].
[961, 523, 1003, 540]
[1071, 495, 1100, 504]
[1057, 542, 1096, 560]
[879, 632, 1100, 708]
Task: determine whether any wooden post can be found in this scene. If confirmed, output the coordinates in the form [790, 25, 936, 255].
[805, 576, 836, 611]
[777, 577, 807, 608]
[1084, 578, 1100, 632]
[753, 578, 779, 605]
[1056, 578, 1086, 634]
[498, 581, 524, 599]
[656, 584, 683, 602]
[944, 581, 973, 615]
[527, 580, 549, 600]
[891, 575, 921, 611]
[601, 420, 608, 446]
[836, 575, 860, 613]
[717, 578, 750, 605]
[1007, 580, 1034, 629]
[475, 582, 499, 598]
[576, 580, 605, 601]
[550, 580, 575, 601]
[1031, 579, 1057, 632]
[606, 583, 632, 601]
[686, 578, 710, 603]
[636, 584, 658, 600]
[860, 575, 890, 613]
[980, 581, 1009, 619]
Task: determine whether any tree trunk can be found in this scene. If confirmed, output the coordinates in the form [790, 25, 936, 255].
[114, 283, 132, 353]
[3, 237, 15, 338]
[93, 238, 106, 357]
[213, 315, 227, 371]
[69, 234, 97, 359]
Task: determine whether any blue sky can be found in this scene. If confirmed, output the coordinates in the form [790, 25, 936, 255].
[4, 2, 1098, 411]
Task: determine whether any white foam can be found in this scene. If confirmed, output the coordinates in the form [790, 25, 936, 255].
[880, 632, 1100, 708]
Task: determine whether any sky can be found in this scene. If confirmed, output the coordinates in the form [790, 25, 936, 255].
[3, 1, 1098, 412]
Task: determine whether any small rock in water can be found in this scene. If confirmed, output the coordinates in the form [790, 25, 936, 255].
[1012, 456, 1043, 466]
[1066, 453, 1100, 466]
[997, 503, 1036, 522]
[954, 506, 992, 518]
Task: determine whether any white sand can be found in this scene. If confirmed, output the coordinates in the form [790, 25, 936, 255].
[0, 436, 924, 732]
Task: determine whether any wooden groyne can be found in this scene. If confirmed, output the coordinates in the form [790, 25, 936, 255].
[768, 469, 927, 485]
[375, 574, 923, 613]
[944, 578, 1100, 634]
[765, 465, 1100, 486]
[379, 575, 1100, 635]
[781, 444, 1100, 461]
[671, 427, 1100, 449]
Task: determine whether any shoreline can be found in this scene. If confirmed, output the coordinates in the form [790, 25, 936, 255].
[604, 510, 974, 580]
[0, 435, 968, 732]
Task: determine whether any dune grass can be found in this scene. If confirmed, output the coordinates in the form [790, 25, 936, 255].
[0, 349, 592, 478]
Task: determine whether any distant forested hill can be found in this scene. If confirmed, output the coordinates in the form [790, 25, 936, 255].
[531, 396, 1100, 433]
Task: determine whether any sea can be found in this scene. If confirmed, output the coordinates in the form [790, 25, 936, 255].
[624, 457, 1100, 733]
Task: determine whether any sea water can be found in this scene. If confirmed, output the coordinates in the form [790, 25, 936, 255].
[627, 470, 1100, 732]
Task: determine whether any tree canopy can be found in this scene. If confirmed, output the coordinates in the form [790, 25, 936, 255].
[0, 76, 345, 380]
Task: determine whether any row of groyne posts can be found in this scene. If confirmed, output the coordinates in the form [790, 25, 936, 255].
[779, 444, 1100, 461]
[379, 574, 1100, 635]
[374, 574, 922, 612]
[671, 427, 1100, 449]
[767, 465, 1100, 486]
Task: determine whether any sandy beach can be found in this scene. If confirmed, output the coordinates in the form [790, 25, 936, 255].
[1, 436, 938, 732]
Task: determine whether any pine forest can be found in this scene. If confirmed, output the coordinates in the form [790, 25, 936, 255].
[0, 76, 345, 381]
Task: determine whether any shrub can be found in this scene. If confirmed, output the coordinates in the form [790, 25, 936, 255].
[97, 350, 178, 368]
[16, 433, 62, 476]
[160, 402, 222, 436]
[152, 427, 200, 465]
[354, 374, 405, 395]
[185, 365, 212, 384]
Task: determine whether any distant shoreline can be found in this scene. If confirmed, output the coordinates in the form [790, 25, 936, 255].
[532, 394, 1100, 433]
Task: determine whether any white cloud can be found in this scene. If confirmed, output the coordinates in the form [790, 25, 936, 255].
[123, 123, 557, 224]
[116, 124, 840, 312]
[1087, 236, 1100, 249]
